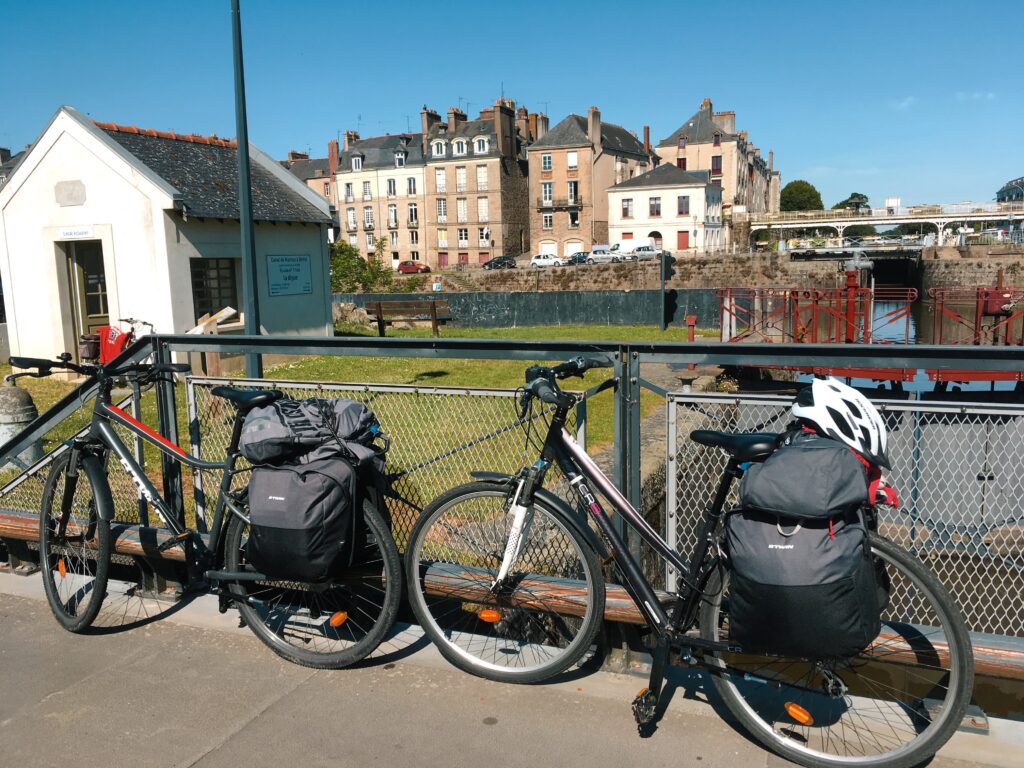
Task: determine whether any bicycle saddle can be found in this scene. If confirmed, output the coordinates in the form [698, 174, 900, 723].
[689, 430, 778, 462]
[210, 387, 284, 414]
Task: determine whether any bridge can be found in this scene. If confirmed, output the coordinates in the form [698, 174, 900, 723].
[736, 200, 1024, 239]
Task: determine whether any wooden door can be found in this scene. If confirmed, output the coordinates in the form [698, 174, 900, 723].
[67, 240, 109, 337]
[676, 231, 689, 250]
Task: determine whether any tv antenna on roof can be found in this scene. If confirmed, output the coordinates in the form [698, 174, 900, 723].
[356, 113, 363, 133]
[403, 115, 412, 132]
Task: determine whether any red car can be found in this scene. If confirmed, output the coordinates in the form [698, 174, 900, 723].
[397, 260, 431, 274]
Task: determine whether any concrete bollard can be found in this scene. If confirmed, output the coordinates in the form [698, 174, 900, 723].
[0, 378, 42, 470]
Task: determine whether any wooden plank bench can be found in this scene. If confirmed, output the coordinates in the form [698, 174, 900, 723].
[364, 299, 452, 338]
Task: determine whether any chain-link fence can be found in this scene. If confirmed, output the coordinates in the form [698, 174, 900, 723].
[187, 377, 580, 550]
[667, 392, 1024, 637]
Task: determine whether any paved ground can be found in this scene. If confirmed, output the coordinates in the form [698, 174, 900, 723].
[1, 573, 1021, 768]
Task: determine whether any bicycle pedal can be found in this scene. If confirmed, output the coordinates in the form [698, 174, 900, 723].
[631, 687, 658, 726]
[155, 532, 191, 553]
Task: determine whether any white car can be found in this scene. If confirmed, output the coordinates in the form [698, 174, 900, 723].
[530, 253, 566, 268]
[587, 247, 620, 264]
[631, 245, 660, 261]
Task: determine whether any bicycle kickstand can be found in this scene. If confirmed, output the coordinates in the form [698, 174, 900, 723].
[632, 635, 670, 733]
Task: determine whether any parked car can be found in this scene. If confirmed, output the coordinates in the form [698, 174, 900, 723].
[529, 253, 567, 268]
[483, 255, 517, 270]
[566, 251, 590, 265]
[588, 246, 619, 264]
[397, 260, 431, 274]
[631, 245, 660, 261]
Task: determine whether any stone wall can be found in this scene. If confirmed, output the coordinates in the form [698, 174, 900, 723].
[920, 248, 1024, 290]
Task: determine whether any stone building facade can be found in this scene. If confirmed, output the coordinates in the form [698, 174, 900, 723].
[607, 165, 723, 254]
[655, 99, 780, 229]
[421, 99, 544, 268]
[527, 107, 652, 257]
[335, 132, 427, 267]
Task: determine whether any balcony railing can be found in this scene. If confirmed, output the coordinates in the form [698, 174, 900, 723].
[456, 184, 467, 193]
[457, 240, 469, 248]
[437, 215, 447, 223]
[438, 240, 449, 248]
[363, 221, 375, 230]
[478, 239, 490, 248]
[388, 219, 399, 229]
[407, 219, 419, 228]
[363, 193, 373, 200]
[477, 184, 488, 192]
[346, 222, 358, 232]
[344, 195, 354, 203]
[436, 186, 447, 194]
[478, 214, 489, 222]
[536, 197, 583, 208]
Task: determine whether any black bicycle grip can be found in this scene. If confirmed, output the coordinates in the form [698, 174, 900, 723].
[9, 356, 59, 372]
[530, 377, 575, 409]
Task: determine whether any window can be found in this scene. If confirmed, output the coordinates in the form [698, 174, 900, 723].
[346, 208, 356, 228]
[190, 258, 238, 321]
[388, 203, 397, 226]
[676, 158, 687, 170]
[474, 137, 488, 153]
[541, 182, 552, 203]
[322, 182, 330, 196]
[435, 168, 446, 193]
[457, 228, 469, 247]
[362, 181, 372, 199]
[437, 228, 448, 247]
[567, 181, 578, 204]
[713, 133, 721, 147]
[407, 177, 417, 195]
[410, 250, 419, 261]
[455, 166, 467, 192]
[478, 226, 489, 246]
[541, 153, 552, 171]
[410, 230, 419, 245]
[677, 195, 690, 215]
[568, 210, 580, 229]
[363, 206, 374, 227]
[395, 152, 406, 168]
[456, 198, 468, 223]
[389, 231, 399, 247]
[477, 197, 488, 222]
[432, 141, 445, 157]
[542, 213, 553, 229]
[366, 233, 375, 249]
[386, 178, 396, 197]
[351, 156, 362, 171]
[453, 140, 466, 156]
[344, 182, 353, 201]
[711, 155, 722, 176]
[649, 197, 661, 217]
[622, 232, 633, 240]
[566, 151, 578, 170]
[408, 202, 418, 224]
[348, 234, 358, 246]
[476, 165, 487, 191]
[622, 198, 633, 218]
[436, 198, 447, 222]
[677, 137, 686, 149]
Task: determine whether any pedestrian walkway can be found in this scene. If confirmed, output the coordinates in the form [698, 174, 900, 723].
[1, 574, 1020, 768]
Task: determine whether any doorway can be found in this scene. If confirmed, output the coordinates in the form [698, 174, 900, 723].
[65, 240, 109, 348]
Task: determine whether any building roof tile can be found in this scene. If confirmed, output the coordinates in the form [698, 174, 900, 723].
[340, 133, 425, 170]
[529, 114, 648, 158]
[657, 103, 734, 148]
[609, 164, 711, 190]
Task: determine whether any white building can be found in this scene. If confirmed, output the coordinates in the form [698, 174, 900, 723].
[607, 165, 723, 254]
[0, 106, 334, 362]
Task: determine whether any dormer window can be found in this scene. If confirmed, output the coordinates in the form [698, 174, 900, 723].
[395, 152, 406, 168]
[351, 156, 362, 171]
[677, 137, 686, 149]
[474, 137, 488, 154]
[432, 141, 445, 157]
[713, 133, 721, 147]
[453, 140, 467, 156]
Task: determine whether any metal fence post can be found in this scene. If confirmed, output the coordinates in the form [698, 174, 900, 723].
[612, 346, 642, 551]
[154, 341, 185, 527]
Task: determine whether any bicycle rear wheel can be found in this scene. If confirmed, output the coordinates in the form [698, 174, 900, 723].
[226, 498, 401, 669]
[38, 452, 112, 633]
[699, 534, 974, 768]
[405, 481, 604, 684]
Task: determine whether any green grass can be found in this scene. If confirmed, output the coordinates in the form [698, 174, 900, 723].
[334, 322, 717, 342]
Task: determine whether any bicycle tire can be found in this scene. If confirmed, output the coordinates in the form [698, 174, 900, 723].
[38, 452, 112, 633]
[699, 534, 974, 768]
[226, 498, 401, 669]
[405, 481, 605, 684]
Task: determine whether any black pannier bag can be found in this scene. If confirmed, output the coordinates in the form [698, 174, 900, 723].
[241, 397, 388, 583]
[726, 432, 881, 659]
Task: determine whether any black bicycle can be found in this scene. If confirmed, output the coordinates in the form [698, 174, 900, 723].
[404, 357, 974, 768]
[12, 353, 401, 669]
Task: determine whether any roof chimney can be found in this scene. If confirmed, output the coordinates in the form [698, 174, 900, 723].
[700, 97, 713, 113]
[328, 139, 339, 176]
[536, 113, 549, 139]
[493, 99, 515, 157]
[420, 107, 441, 154]
[587, 106, 601, 149]
[768, 149, 774, 172]
[643, 125, 650, 154]
[0, 147, 10, 164]
[287, 150, 309, 161]
[447, 107, 466, 132]
[342, 130, 360, 151]
[713, 110, 735, 134]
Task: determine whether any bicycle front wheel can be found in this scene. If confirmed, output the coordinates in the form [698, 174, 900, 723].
[405, 482, 605, 684]
[699, 534, 974, 768]
[226, 498, 401, 669]
[39, 452, 112, 633]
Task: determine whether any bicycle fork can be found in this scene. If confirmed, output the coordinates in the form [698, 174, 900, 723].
[491, 463, 545, 589]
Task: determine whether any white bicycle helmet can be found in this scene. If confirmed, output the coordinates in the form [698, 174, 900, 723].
[792, 377, 890, 468]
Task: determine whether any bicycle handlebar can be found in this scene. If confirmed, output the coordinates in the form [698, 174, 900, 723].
[520, 357, 615, 413]
[9, 355, 190, 382]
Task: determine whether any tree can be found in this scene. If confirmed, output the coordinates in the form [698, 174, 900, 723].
[329, 238, 393, 293]
[832, 192, 870, 212]
[780, 180, 823, 212]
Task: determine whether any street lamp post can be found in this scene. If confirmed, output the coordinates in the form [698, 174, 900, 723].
[231, 0, 262, 379]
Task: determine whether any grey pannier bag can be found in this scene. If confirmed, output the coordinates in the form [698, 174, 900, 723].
[726, 432, 880, 659]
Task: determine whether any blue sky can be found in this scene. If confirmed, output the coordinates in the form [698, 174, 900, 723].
[2, 0, 1020, 207]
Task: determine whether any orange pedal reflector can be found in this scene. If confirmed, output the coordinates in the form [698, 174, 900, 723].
[328, 611, 348, 628]
[477, 608, 501, 623]
[57, 558, 67, 579]
[784, 702, 814, 726]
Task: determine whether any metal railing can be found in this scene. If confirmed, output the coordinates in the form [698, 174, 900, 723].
[668, 392, 1024, 637]
[736, 200, 1024, 225]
